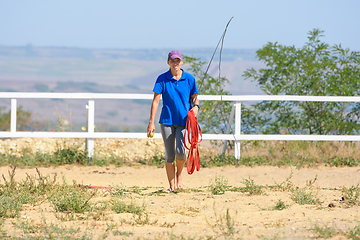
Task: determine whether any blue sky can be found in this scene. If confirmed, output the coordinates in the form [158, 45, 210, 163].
[0, 0, 359, 51]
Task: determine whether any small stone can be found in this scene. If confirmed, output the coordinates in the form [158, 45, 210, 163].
[328, 202, 336, 208]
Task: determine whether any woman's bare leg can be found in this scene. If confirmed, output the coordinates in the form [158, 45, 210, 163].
[176, 159, 185, 189]
[165, 162, 176, 191]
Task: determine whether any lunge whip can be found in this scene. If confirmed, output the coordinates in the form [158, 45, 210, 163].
[185, 17, 233, 175]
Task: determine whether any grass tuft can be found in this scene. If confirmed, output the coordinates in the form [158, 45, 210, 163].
[208, 175, 229, 195]
[0, 196, 22, 218]
[240, 177, 264, 195]
[272, 199, 288, 210]
[341, 184, 360, 206]
[207, 204, 238, 238]
[290, 189, 321, 205]
[110, 198, 146, 214]
[48, 180, 96, 213]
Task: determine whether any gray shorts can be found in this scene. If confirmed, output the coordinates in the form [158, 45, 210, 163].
[160, 124, 186, 163]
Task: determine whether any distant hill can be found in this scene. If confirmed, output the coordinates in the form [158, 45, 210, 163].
[0, 45, 258, 61]
[0, 46, 264, 131]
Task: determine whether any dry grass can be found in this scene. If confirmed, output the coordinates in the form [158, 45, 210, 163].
[1, 166, 360, 239]
[1, 138, 360, 168]
[238, 140, 360, 166]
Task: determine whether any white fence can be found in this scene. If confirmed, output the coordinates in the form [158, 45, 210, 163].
[1, 92, 360, 159]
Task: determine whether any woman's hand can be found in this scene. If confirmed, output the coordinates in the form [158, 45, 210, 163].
[147, 93, 160, 138]
[147, 123, 155, 138]
[192, 106, 199, 116]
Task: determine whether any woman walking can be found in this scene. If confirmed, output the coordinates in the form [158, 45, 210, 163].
[147, 50, 200, 192]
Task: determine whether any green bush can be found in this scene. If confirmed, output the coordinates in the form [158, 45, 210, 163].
[147, 151, 165, 168]
[208, 175, 229, 195]
[110, 198, 146, 214]
[240, 177, 264, 195]
[0, 196, 22, 218]
[49, 181, 95, 213]
[290, 189, 321, 205]
[341, 184, 360, 206]
[327, 157, 360, 167]
[273, 199, 288, 210]
[239, 156, 267, 167]
[52, 148, 88, 165]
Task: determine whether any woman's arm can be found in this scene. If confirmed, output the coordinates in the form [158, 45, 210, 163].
[190, 93, 199, 116]
[147, 92, 161, 136]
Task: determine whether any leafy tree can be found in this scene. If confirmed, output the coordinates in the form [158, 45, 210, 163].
[183, 56, 233, 140]
[243, 29, 360, 135]
[0, 106, 37, 131]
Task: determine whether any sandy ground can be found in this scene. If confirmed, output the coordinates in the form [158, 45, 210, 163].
[1, 164, 360, 239]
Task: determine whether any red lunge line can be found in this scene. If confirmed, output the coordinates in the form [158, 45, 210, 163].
[184, 109, 202, 175]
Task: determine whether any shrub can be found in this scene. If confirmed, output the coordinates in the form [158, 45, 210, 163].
[110, 198, 146, 214]
[341, 184, 360, 206]
[48, 181, 95, 213]
[208, 175, 229, 195]
[0, 196, 22, 218]
[52, 148, 88, 165]
[240, 177, 264, 195]
[290, 189, 321, 205]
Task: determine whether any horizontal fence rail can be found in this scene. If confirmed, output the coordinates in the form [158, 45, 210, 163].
[2, 92, 360, 102]
[1, 92, 360, 159]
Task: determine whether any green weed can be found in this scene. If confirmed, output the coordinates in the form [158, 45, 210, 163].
[239, 156, 267, 166]
[207, 204, 238, 238]
[0, 167, 58, 218]
[272, 170, 294, 191]
[345, 221, 360, 239]
[112, 230, 134, 237]
[108, 184, 149, 197]
[311, 222, 340, 239]
[240, 140, 360, 168]
[16, 219, 81, 239]
[240, 177, 264, 195]
[49, 180, 96, 213]
[147, 151, 165, 168]
[174, 206, 201, 217]
[290, 189, 321, 205]
[208, 175, 229, 195]
[327, 157, 360, 167]
[52, 147, 88, 165]
[341, 184, 360, 206]
[91, 200, 110, 220]
[108, 184, 128, 197]
[176, 188, 204, 193]
[0, 196, 22, 218]
[132, 212, 152, 225]
[108, 155, 126, 167]
[0, 219, 6, 237]
[128, 186, 148, 195]
[305, 175, 318, 189]
[259, 233, 280, 240]
[166, 232, 197, 240]
[206, 154, 238, 167]
[110, 198, 146, 214]
[272, 199, 288, 210]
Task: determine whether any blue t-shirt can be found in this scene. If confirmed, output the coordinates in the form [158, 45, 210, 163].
[153, 69, 199, 126]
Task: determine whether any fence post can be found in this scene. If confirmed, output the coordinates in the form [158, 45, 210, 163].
[234, 101, 241, 161]
[222, 102, 235, 156]
[11, 99, 17, 133]
[87, 99, 95, 159]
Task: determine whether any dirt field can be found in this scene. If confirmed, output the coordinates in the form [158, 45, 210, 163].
[1, 163, 360, 239]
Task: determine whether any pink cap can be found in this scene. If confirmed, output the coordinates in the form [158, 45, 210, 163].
[168, 50, 182, 60]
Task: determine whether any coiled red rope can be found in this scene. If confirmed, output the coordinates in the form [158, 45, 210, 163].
[184, 109, 202, 175]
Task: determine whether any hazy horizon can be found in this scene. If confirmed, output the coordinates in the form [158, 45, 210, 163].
[1, 0, 359, 51]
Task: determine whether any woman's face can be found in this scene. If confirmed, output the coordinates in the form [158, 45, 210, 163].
[168, 58, 183, 71]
